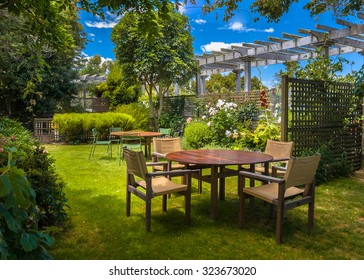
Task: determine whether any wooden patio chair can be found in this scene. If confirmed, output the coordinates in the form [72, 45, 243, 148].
[238, 154, 321, 244]
[124, 148, 197, 231]
[255, 140, 294, 176]
[152, 137, 204, 193]
[88, 128, 112, 159]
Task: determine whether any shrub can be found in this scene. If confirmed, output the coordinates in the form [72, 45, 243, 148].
[198, 99, 259, 148]
[114, 103, 151, 130]
[302, 142, 353, 184]
[0, 117, 68, 227]
[53, 112, 136, 143]
[183, 121, 213, 150]
[0, 120, 59, 259]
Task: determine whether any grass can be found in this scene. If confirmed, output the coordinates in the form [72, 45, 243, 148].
[45, 143, 364, 260]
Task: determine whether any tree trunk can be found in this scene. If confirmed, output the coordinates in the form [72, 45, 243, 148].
[145, 82, 157, 130]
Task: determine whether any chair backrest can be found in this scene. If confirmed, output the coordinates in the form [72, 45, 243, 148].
[123, 149, 148, 180]
[159, 128, 171, 137]
[265, 140, 294, 160]
[110, 127, 122, 133]
[153, 137, 182, 155]
[284, 154, 321, 189]
[91, 128, 99, 141]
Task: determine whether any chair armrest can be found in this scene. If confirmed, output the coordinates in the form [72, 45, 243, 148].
[272, 165, 287, 171]
[152, 152, 167, 158]
[239, 170, 285, 183]
[147, 169, 200, 178]
[270, 157, 289, 163]
[146, 162, 168, 167]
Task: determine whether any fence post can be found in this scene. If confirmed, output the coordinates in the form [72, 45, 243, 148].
[281, 75, 289, 141]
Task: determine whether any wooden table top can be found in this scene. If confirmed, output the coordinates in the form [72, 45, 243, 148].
[166, 149, 273, 166]
[110, 131, 162, 137]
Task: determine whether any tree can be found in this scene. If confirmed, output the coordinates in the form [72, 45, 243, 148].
[0, 4, 85, 127]
[277, 47, 355, 83]
[102, 62, 141, 109]
[205, 73, 266, 94]
[79, 54, 112, 76]
[111, 4, 197, 127]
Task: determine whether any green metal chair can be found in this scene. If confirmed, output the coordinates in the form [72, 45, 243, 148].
[158, 128, 171, 137]
[119, 133, 142, 164]
[89, 128, 112, 159]
[109, 127, 122, 154]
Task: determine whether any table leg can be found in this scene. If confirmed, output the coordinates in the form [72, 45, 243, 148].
[249, 163, 255, 210]
[143, 137, 151, 159]
[219, 166, 225, 200]
[210, 165, 218, 220]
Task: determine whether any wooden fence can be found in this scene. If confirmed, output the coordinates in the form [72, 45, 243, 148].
[281, 76, 362, 170]
[33, 118, 59, 143]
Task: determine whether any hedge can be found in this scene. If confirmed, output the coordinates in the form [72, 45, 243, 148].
[53, 112, 136, 143]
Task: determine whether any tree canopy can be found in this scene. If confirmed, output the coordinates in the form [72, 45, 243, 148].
[2, 0, 362, 42]
[111, 4, 197, 126]
[0, 3, 85, 126]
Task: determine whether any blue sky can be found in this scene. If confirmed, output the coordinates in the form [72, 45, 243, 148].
[79, 0, 364, 88]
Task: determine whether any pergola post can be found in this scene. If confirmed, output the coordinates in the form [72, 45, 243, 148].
[174, 83, 179, 96]
[234, 69, 243, 93]
[243, 60, 252, 92]
[200, 74, 208, 95]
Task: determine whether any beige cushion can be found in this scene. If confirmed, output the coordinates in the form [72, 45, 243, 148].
[243, 183, 304, 203]
[136, 177, 187, 196]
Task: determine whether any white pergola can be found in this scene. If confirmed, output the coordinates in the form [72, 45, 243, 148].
[195, 14, 364, 94]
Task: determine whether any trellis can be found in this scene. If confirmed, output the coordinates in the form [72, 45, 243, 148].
[281, 76, 362, 170]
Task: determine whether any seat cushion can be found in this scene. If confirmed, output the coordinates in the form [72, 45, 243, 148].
[136, 177, 187, 196]
[243, 183, 304, 203]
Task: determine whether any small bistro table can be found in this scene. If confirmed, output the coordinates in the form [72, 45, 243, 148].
[110, 131, 162, 159]
[166, 149, 273, 220]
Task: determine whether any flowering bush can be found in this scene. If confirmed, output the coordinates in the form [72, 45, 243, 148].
[199, 99, 258, 147]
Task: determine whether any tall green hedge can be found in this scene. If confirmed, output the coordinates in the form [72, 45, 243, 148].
[53, 112, 136, 143]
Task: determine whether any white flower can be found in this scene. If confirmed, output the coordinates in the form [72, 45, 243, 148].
[216, 99, 225, 109]
[225, 130, 231, 137]
[224, 102, 237, 110]
[202, 115, 206, 120]
[208, 107, 217, 116]
[207, 121, 211, 127]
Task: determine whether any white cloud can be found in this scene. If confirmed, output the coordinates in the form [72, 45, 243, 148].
[195, 19, 207, 25]
[80, 53, 113, 64]
[220, 21, 274, 33]
[200, 42, 244, 52]
[85, 13, 122, 29]
[89, 33, 95, 37]
[85, 20, 119, 28]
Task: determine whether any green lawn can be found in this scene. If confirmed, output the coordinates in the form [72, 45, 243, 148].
[45, 143, 364, 260]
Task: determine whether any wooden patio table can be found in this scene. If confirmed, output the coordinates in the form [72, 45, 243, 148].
[166, 149, 273, 220]
[111, 131, 162, 159]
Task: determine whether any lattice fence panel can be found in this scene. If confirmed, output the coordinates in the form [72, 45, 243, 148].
[287, 78, 362, 170]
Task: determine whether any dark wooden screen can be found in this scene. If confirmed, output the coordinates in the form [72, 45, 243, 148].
[281, 76, 362, 170]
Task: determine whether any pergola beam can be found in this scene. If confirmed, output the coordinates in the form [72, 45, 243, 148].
[197, 21, 364, 81]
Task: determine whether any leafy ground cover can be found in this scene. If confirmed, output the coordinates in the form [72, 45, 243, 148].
[46, 144, 364, 260]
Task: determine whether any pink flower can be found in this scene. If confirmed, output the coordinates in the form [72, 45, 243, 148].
[0, 147, 4, 153]
[187, 117, 192, 123]
[11, 136, 16, 142]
